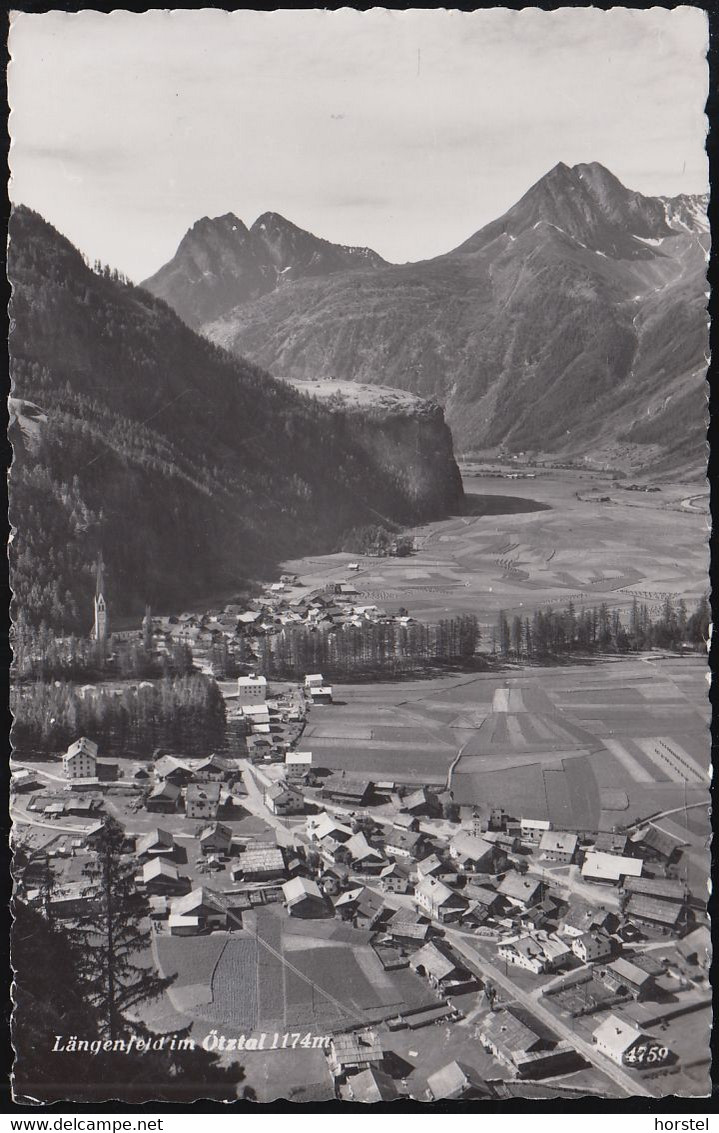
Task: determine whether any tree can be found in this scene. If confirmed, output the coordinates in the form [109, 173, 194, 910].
[75, 817, 170, 1040]
[442, 800, 461, 824]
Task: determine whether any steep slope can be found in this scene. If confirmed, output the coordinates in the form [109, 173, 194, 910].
[8, 207, 461, 631]
[141, 211, 388, 330]
[200, 163, 708, 476]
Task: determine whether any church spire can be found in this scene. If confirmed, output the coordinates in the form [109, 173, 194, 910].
[93, 552, 108, 643]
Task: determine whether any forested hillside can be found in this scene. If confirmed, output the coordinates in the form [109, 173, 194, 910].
[8, 207, 462, 632]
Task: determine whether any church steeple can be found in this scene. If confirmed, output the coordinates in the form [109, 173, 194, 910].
[93, 552, 109, 643]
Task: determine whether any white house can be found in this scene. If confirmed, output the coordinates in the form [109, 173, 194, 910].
[285, 750, 313, 781]
[169, 887, 229, 935]
[304, 673, 324, 689]
[63, 737, 98, 780]
[282, 876, 327, 918]
[520, 817, 551, 844]
[581, 852, 643, 884]
[237, 674, 267, 706]
[415, 876, 467, 923]
[571, 931, 613, 964]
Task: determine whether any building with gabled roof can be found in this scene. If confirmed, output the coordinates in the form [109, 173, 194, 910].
[593, 831, 629, 855]
[410, 940, 470, 990]
[327, 1031, 383, 1077]
[592, 1014, 670, 1067]
[450, 830, 505, 873]
[497, 873, 542, 908]
[237, 674, 267, 706]
[306, 813, 353, 843]
[415, 875, 467, 923]
[169, 887, 229, 935]
[284, 750, 313, 781]
[624, 894, 684, 933]
[153, 754, 194, 785]
[141, 856, 190, 896]
[538, 830, 578, 864]
[602, 957, 654, 999]
[676, 925, 710, 970]
[347, 1068, 400, 1104]
[63, 737, 98, 781]
[232, 846, 285, 882]
[185, 782, 221, 820]
[146, 780, 181, 813]
[581, 852, 643, 884]
[344, 832, 386, 871]
[135, 828, 177, 860]
[631, 823, 685, 863]
[194, 754, 236, 781]
[426, 1061, 491, 1102]
[570, 931, 614, 964]
[282, 876, 327, 918]
[264, 782, 305, 815]
[198, 822, 233, 856]
[621, 876, 686, 903]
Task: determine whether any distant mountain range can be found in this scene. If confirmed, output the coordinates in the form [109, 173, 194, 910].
[8, 207, 461, 631]
[142, 211, 388, 330]
[142, 162, 708, 476]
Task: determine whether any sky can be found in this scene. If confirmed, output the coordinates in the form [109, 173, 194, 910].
[8, 7, 709, 281]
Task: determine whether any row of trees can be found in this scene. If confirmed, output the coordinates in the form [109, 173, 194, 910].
[12, 819, 249, 1103]
[255, 615, 481, 678]
[494, 595, 710, 660]
[12, 610, 194, 682]
[10, 673, 226, 755]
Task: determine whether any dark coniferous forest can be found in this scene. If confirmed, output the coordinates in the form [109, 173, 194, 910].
[8, 207, 462, 633]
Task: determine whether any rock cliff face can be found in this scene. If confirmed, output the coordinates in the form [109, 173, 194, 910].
[187, 163, 707, 477]
[282, 378, 463, 518]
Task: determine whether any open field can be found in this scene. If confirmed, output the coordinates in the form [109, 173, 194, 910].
[282, 470, 707, 634]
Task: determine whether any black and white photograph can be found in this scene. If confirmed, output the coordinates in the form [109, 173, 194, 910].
[7, 6, 711, 1106]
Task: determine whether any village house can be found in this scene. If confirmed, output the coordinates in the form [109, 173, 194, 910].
[463, 883, 506, 916]
[194, 754, 235, 782]
[676, 925, 710, 971]
[415, 875, 468, 923]
[140, 857, 190, 897]
[306, 813, 353, 843]
[581, 852, 643, 885]
[621, 876, 686, 903]
[309, 685, 333, 705]
[282, 876, 328, 918]
[384, 828, 430, 861]
[347, 1068, 400, 1104]
[416, 854, 447, 879]
[63, 737, 98, 781]
[327, 1032, 384, 1078]
[559, 901, 620, 938]
[391, 812, 419, 833]
[410, 940, 472, 992]
[520, 818, 551, 845]
[232, 846, 286, 883]
[198, 822, 233, 856]
[284, 750, 313, 782]
[320, 774, 374, 808]
[600, 957, 655, 1000]
[478, 1010, 577, 1079]
[242, 704, 271, 733]
[593, 831, 629, 855]
[153, 755, 194, 786]
[401, 786, 440, 818]
[386, 914, 429, 949]
[630, 824, 684, 866]
[237, 674, 267, 706]
[592, 1014, 669, 1067]
[146, 780, 182, 814]
[377, 861, 412, 894]
[334, 886, 385, 931]
[624, 894, 685, 935]
[45, 883, 100, 920]
[426, 1062, 491, 1103]
[135, 828, 178, 861]
[169, 887, 230, 936]
[304, 673, 325, 689]
[538, 830, 578, 864]
[185, 782, 222, 821]
[344, 832, 386, 873]
[449, 830, 506, 874]
[497, 873, 543, 909]
[570, 931, 614, 964]
[318, 837, 353, 868]
[497, 932, 569, 975]
[264, 783, 305, 816]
